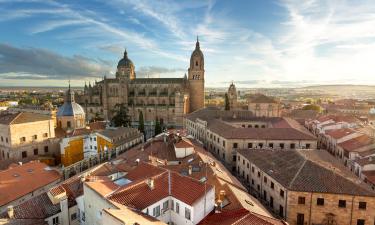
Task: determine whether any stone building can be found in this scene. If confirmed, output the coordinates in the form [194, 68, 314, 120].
[79, 38, 205, 130]
[0, 111, 59, 163]
[236, 149, 375, 225]
[227, 82, 238, 110]
[248, 94, 281, 117]
[185, 108, 317, 171]
[57, 83, 86, 131]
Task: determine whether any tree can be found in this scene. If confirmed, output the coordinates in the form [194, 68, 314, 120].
[138, 111, 145, 134]
[224, 93, 230, 111]
[111, 103, 131, 127]
[302, 104, 321, 112]
[154, 118, 162, 136]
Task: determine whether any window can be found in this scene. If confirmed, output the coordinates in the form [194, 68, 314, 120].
[270, 196, 274, 208]
[176, 202, 180, 214]
[264, 176, 267, 183]
[44, 146, 49, 153]
[280, 190, 284, 198]
[170, 200, 174, 211]
[163, 201, 168, 210]
[269, 143, 274, 148]
[279, 205, 284, 217]
[258, 143, 263, 148]
[317, 198, 324, 206]
[52, 216, 59, 225]
[233, 143, 238, 148]
[306, 143, 311, 149]
[271, 182, 274, 189]
[67, 121, 71, 128]
[290, 143, 295, 149]
[247, 163, 249, 168]
[33, 148, 38, 155]
[185, 207, 191, 220]
[233, 155, 236, 162]
[71, 213, 77, 221]
[32, 135, 37, 140]
[43, 133, 48, 138]
[0, 136, 3, 142]
[22, 151, 27, 158]
[279, 143, 284, 149]
[298, 197, 305, 205]
[338, 200, 346, 208]
[223, 141, 225, 147]
[297, 213, 304, 225]
[357, 219, 365, 225]
[6, 138, 8, 143]
[257, 171, 261, 177]
[153, 205, 160, 217]
[252, 167, 255, 173]
[359, 202, 367, 210]
[20, 137, 26, 143]
[248, 143, 253, 148]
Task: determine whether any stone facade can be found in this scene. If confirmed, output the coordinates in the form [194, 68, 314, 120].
[78, 39, 205, 129]
[0, 112, 59, 162]
[236, 149, 375, 225]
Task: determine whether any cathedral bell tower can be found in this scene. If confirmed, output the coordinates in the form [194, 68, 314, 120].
[188, 37, 205, 112]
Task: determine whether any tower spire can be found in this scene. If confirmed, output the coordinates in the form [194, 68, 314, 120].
[196, 35, 200, 49]
[124, 48, 128, 59]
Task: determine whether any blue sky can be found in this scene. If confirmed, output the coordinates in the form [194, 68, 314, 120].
[1, 0, 375, 87]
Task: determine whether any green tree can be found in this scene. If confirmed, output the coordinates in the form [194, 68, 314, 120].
[111, 103, 131, 127]
[302, 104, 321, 112]
[224, 93, 230, 111]
[154, 118, 162, 136]
[138, 111, 145, 134]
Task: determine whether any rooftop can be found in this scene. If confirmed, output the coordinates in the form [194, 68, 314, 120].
[325, 128, 356, 139]
[0, 112, 51, 125]
[0, 161, 61, 207]
[237, 149, 375, 196]
[338, 135, 374, 152]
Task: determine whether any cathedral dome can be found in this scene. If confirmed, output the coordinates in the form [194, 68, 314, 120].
[191, 39, 204, 59]
[117, 50, 134, 68]
[57, 88, 85, 117]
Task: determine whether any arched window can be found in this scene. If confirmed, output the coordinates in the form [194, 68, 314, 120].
[196, 61, 198, 66]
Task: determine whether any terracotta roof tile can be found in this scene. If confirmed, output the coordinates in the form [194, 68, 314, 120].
[0, 161, 61, 207]
[325, 128, 356, 139]
[338, 135, 374, 152]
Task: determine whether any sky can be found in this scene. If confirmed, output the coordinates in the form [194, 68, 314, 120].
[1, 0, 375, 88]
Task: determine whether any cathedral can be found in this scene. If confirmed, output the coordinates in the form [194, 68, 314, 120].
[78, 38, 205, 130]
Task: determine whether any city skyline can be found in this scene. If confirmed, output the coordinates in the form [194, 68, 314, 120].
[1, 0, 375, 87]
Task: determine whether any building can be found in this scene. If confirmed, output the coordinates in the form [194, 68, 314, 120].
[185, 108, 317, 170]
[227, 82, 238, 110]
[248, 94, 281, 117]
[78, 38, 205, 129]
[57, 83, 86, 131]
[60, 126, 143, 166]
[0, 161, 61, 213]
[236, 149, 375, 225]
[84, 163, 215, 225]
[0, 111, 59, 163]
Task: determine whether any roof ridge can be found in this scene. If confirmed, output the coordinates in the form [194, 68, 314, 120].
[288, 158, 307, 189]
[9, 112, 22, 125]
[111, 170, 168, 196]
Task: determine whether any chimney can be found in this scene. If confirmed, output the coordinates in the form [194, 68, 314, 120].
[7, 206, 14, 219]
[219, 190, 226, 201]
[188, 165, 192, 175]
[147, 178, 155, 190]
[18, 162, 22, 166]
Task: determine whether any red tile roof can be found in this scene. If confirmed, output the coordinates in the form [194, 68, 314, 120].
[0, 161, 61, 207]
[338, 135, 374, 152]
[108, 163, 213, 209]
[198, 208, 285, 225]
[174, 139, 194, 148]
[363, 171, 375, 184]
[325, 128, 355, 139]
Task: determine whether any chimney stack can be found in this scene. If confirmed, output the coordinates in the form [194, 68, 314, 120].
[7, 206, 14, 219]
[188, 165, 192, 175]
[147, 178, 155, 190]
